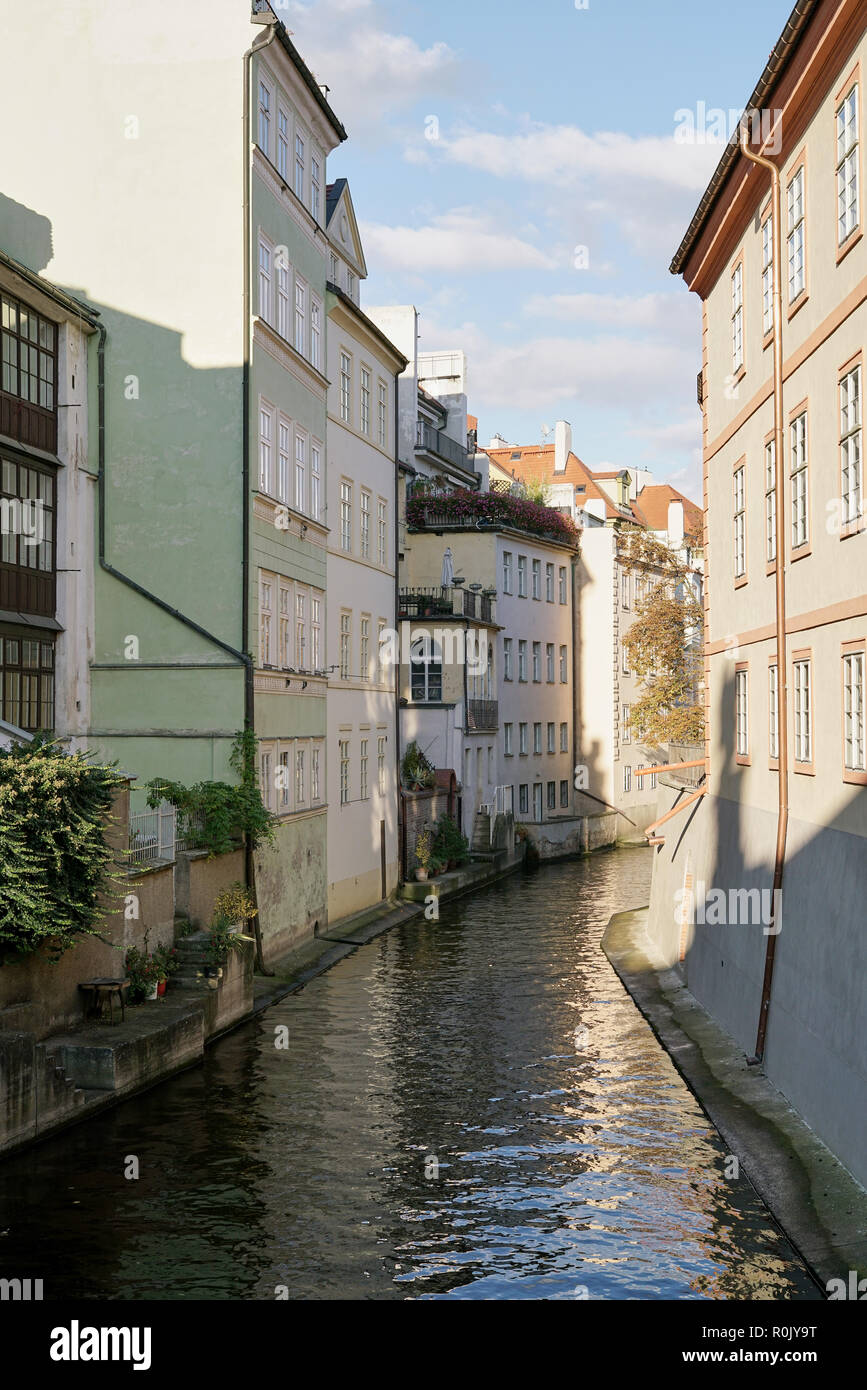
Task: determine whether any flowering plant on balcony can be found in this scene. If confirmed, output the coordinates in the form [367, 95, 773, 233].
[406, 487, 578, 543]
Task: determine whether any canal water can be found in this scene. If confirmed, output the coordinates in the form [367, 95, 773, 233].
[0, 848, 820, 1300]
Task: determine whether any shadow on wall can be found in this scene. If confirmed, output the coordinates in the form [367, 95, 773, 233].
[0, 194, 53, 273]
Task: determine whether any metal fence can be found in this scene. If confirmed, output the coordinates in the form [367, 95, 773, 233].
[127, 802, 205, 865]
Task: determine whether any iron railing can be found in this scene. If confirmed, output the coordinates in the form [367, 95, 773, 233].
[467, 699, 498, 731]
[416, 420, 472, 473]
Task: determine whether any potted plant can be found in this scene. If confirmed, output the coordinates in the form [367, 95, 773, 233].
[414, 828, 432, 881]
[211, 882, 258, 936]
[203, 912, 245, 985]
[124, 932, 162, 1005]
[152, 942, 179, 997]
[432, 815, 470, 870]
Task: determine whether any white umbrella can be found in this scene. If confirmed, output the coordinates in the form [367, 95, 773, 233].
[441, 546, 454, 588]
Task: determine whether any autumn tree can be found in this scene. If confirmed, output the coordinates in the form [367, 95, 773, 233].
[619, 527, 705, 747]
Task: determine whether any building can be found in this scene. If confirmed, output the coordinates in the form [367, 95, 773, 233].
[324, 179, 406, 918]
[0, 250, 97, 753]
[0, 0, 347, 960]
[648, 0, 867, 1187]
[485, 424, 703, 834]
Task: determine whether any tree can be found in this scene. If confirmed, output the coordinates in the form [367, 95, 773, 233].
[619, 528, 705, 746]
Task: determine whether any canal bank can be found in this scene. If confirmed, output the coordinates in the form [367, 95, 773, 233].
[603, 906, 867, 1295]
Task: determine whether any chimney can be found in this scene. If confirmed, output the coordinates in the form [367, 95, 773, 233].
[667, 498, 685, 548]
[554, 420, 572, 473]
[489, 433, 509, 449]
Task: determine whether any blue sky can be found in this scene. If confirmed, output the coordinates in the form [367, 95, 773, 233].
[284, 0, 792, 502]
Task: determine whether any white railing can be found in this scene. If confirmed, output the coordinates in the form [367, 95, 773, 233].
[479, 785, 515, 843]
[128, 800, 177, 865]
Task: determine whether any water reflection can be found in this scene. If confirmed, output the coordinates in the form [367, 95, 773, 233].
[0, 849, 820, 1300]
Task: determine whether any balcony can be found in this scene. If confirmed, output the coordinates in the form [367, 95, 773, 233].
[415, 420, 472, 475]
[467, 699, 498, 731]
[398, 585, 495, 623]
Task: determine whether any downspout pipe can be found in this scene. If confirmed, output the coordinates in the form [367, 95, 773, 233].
[242, 18, 279, 973]
[393, 376, 402, 886]
[739, 126, 789, 1064]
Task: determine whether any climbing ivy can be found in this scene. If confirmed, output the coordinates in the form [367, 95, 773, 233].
[147, 728, 277, 857]
[0, 738, 124, 963]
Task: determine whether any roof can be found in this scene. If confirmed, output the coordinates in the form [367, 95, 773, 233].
[325, 178, 345, 225]
[0, 247, 100, 326]
[256, 5, 348, 144]
[632, 484, 703, 543]
[670, 0, 819, 275]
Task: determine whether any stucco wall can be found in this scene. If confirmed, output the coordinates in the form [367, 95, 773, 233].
[254, 810, 327, 962]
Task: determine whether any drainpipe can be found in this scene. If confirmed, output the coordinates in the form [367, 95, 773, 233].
[393, 377, 402, 886]
[242, 18, 279, 972]
[739, 126, 788, 1064]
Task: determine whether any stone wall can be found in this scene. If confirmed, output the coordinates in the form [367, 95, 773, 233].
[174, 847, 246, 930]
[401, 787, 453, 880]
[523, 812, 618, 861]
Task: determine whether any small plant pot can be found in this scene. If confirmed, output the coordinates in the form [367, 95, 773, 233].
[415, 867, 428, 882]
[146, 982, 159, 1001]
[157, 979, 167, 997]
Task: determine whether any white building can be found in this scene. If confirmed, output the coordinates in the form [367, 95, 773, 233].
[324, 180, 406, 919]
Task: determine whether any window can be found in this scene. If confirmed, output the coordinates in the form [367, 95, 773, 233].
[560, 723, 568, 753]
[547, 781, 556, 811]
[503, 551, 513, 594]
[294, 431, 307, 514]
[377, 500, 387, 567]
[0, 635, 54, 733]
[519, 722, 528, 755]
[560, 646, 568, 683]
[278, 750, 290, 810]
[793, 658, 812, 764]
[769, 663, 779, 761]
[841, 365, 862, 527]
[259, 404, 273, 494]
[339, 612, 351, 679]
[377, 620, 387, 685]
[761, 211, 774, 336]
[531, 559, 541, 599]
[559, 567, 567, 604]
[504, 722, 513, 756]
[312, 746, 321, 802]
[311, 596, 321, 670]
[260, 749, 273, 811]
[360, 739, 369, 800]
[295, 590, 307, 669]
[0, 455, 55, 576]
[258, 238, 272, 324]
[787, 166, 805, 302]
[621, 642, 631, 677]
[837, 83, 860, 246]
[311, 298, 321, 370]
[277, 260, 290, 341]
[621, 570, 630, 609]
[517, 555, 527, 597]
[547, 722, 555, 754]
[340, 352, 351, 423]
[311, 444, 321, 521]
[546, 643, 555, 683]
[519, 784, 529, 815]
[378, 382, 388, 448]
[736, 667, 749, 758]
[361, 368, 371, 435]
[359, 490, 371, 559]
[622, 704, 631, 743]
[360, 617, 370, 680]
[560, 779, 569, 808]
[546, 563, 554, 602]
[347, 270, 356, 301]
[330, 252, 338, 284]
[650, 769, 658, 791]
[294, 278, 307, 356]
[844, 651, 865, 772]
[518, 640, 528, 682]
[295, 131, 305, 202]
[339, 740, 350, 805]
[279, 582, 291, 668]
[532, 641, 541, 682]
[410, 635, 442, 701]
[502, 639, 513, 681]
[276, 417, 290, 504]
[296, 746, 306, 806]
[623, 765, 632, 793]
[277, 106, 288, 179]
[258, 80, 271, 154]
[533, 722, 542, 755]
[765, 440, 776, 563]
[733, 463, 746, 578]
[340, 481, 352, 551]
[260, 575, 272, 666]
[377, 736, 386, 795]
[731, 261, 743, 372]
[790, 411, 808, 549]
[311, 155, 321, 222]
[1, 293, 57, 423]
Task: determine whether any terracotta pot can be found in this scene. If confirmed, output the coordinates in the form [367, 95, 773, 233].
[157, 979, 167, 997]
[415, 867, 428, 882]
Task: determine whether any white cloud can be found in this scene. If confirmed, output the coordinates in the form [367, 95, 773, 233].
[523, 291, 698, 332]
[466, 333, 694, 411]
[360, 210, 557, 273]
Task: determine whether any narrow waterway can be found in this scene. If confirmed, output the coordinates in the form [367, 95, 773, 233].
[0, 848, 820, 1300]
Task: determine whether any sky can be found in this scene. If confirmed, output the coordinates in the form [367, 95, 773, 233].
[280, 0, 793, 503]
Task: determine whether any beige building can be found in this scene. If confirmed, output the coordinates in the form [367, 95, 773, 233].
[647, 0, 867, 1187]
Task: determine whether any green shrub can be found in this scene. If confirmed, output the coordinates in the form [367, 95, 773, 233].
[148, 728, 277, 857]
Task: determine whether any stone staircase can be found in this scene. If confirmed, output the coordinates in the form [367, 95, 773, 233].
[35, 1042, 87, 1119]
[171, 931, 213, 990]
[471, 810, 491, 853]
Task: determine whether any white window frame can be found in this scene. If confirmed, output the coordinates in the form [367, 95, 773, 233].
[731, 261, 743, 373]
[733, 464, 746, 578]
[761, 210, 774, 336]
[340, 480, 352, 552]
[259, 401, 273, 495]
[793, 658, 812, 764]
[787, 166, 805, 302]
[258, 78, 272, 156]
[258, 236, 272, 325]
[294, 277, 307, 357]
[340, 352, 352, 423]
[765, 440, 776, 563]
[837, 83, 860, 246]
[736, 667, 749, 758]
[841, 365, 862, 527]
[769, 663, 779, 761]
[844, 651, 866, 772]
[790, 411, 809, 550]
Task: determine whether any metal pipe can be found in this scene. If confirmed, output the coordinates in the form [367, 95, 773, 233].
[643, 787, 707, 838]
[635, 759, 706, 779]
[739, 126, 789, 1063]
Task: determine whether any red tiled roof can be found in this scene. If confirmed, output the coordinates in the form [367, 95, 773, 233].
[633, 484, 703, 542]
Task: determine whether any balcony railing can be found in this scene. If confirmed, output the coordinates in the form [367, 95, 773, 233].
[398, 586, 495, 623]
[467, 699, 498, 731]
[416, 420, 472, 474]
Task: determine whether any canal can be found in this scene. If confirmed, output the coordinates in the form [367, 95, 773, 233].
[0, 848, 820, 1300]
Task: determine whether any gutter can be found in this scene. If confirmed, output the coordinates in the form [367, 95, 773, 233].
[739, 127, 789, 1065]
[670, 0, 819, 275]
[394, 369, 403, 884]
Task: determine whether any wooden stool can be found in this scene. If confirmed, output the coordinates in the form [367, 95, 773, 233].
[78, 978, 129, 1025]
